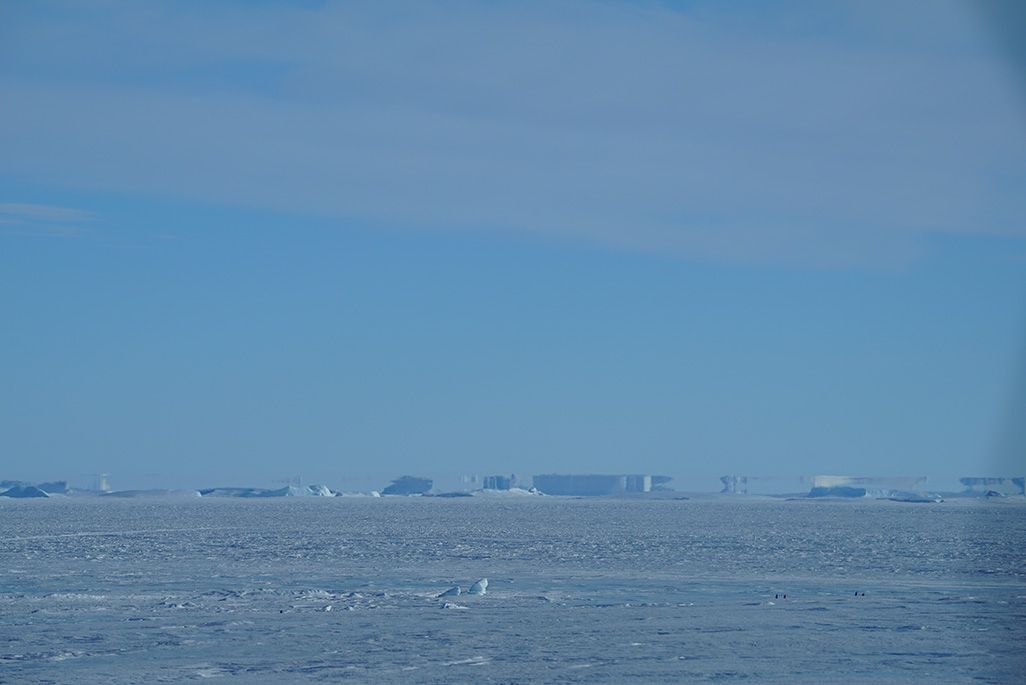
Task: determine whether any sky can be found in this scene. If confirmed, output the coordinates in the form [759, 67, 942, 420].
[1, 0, 1025, 491]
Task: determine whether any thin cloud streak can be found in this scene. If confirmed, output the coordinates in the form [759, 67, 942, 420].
[0, 203, 93, 223]
[0, 202, 93, 238]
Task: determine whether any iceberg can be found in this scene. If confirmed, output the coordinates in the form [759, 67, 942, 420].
[438, 585, 461, 598]
[959, 477, 1025, 497]
[199, 487, 271, 497]
[198, 485, 335, 497]
[1, 480, 68, 496]
[468, 578, 488, 595]
[259, 485, 335, 497]
[806, 476, 938, 499]
[382, 476, 432, 496]
[0, 485, 49, 498]
[101, 489, 201, 498]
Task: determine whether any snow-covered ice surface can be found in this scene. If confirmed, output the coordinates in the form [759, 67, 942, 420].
[1, 497, 1024, 683]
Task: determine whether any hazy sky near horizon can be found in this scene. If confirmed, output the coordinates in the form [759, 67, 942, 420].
[2, 1, 1025, 490]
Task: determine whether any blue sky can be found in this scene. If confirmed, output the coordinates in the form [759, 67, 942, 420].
[1, 1, 1024, 490]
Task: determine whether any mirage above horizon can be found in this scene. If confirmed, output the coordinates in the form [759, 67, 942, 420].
[2, 473, 1023, 503]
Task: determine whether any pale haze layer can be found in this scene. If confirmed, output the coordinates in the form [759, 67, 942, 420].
[1, 0, 1024, 490]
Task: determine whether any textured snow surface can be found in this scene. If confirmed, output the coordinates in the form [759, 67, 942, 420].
[1, 497, 1024, 683]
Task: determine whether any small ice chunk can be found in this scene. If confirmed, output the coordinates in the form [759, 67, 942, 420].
[438, 585, 461, 598]
[442, 602, 468, 610]
[468, 578, 488, 595]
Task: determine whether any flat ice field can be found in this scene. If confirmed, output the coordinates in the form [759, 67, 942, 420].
[2, 497, 1024, 683]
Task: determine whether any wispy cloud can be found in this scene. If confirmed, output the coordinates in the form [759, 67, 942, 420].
[0, 202, 92, 237]
[1, 1, 1024, 263]
[0, 203, 93, 222]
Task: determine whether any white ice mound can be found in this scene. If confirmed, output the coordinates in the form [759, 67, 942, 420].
[472, 487, 542, 497]
[199, 485, 334, 497]
[274, 484, 335, 497]
[468, 578, 488, 595]
[438, 585, 461, 598]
